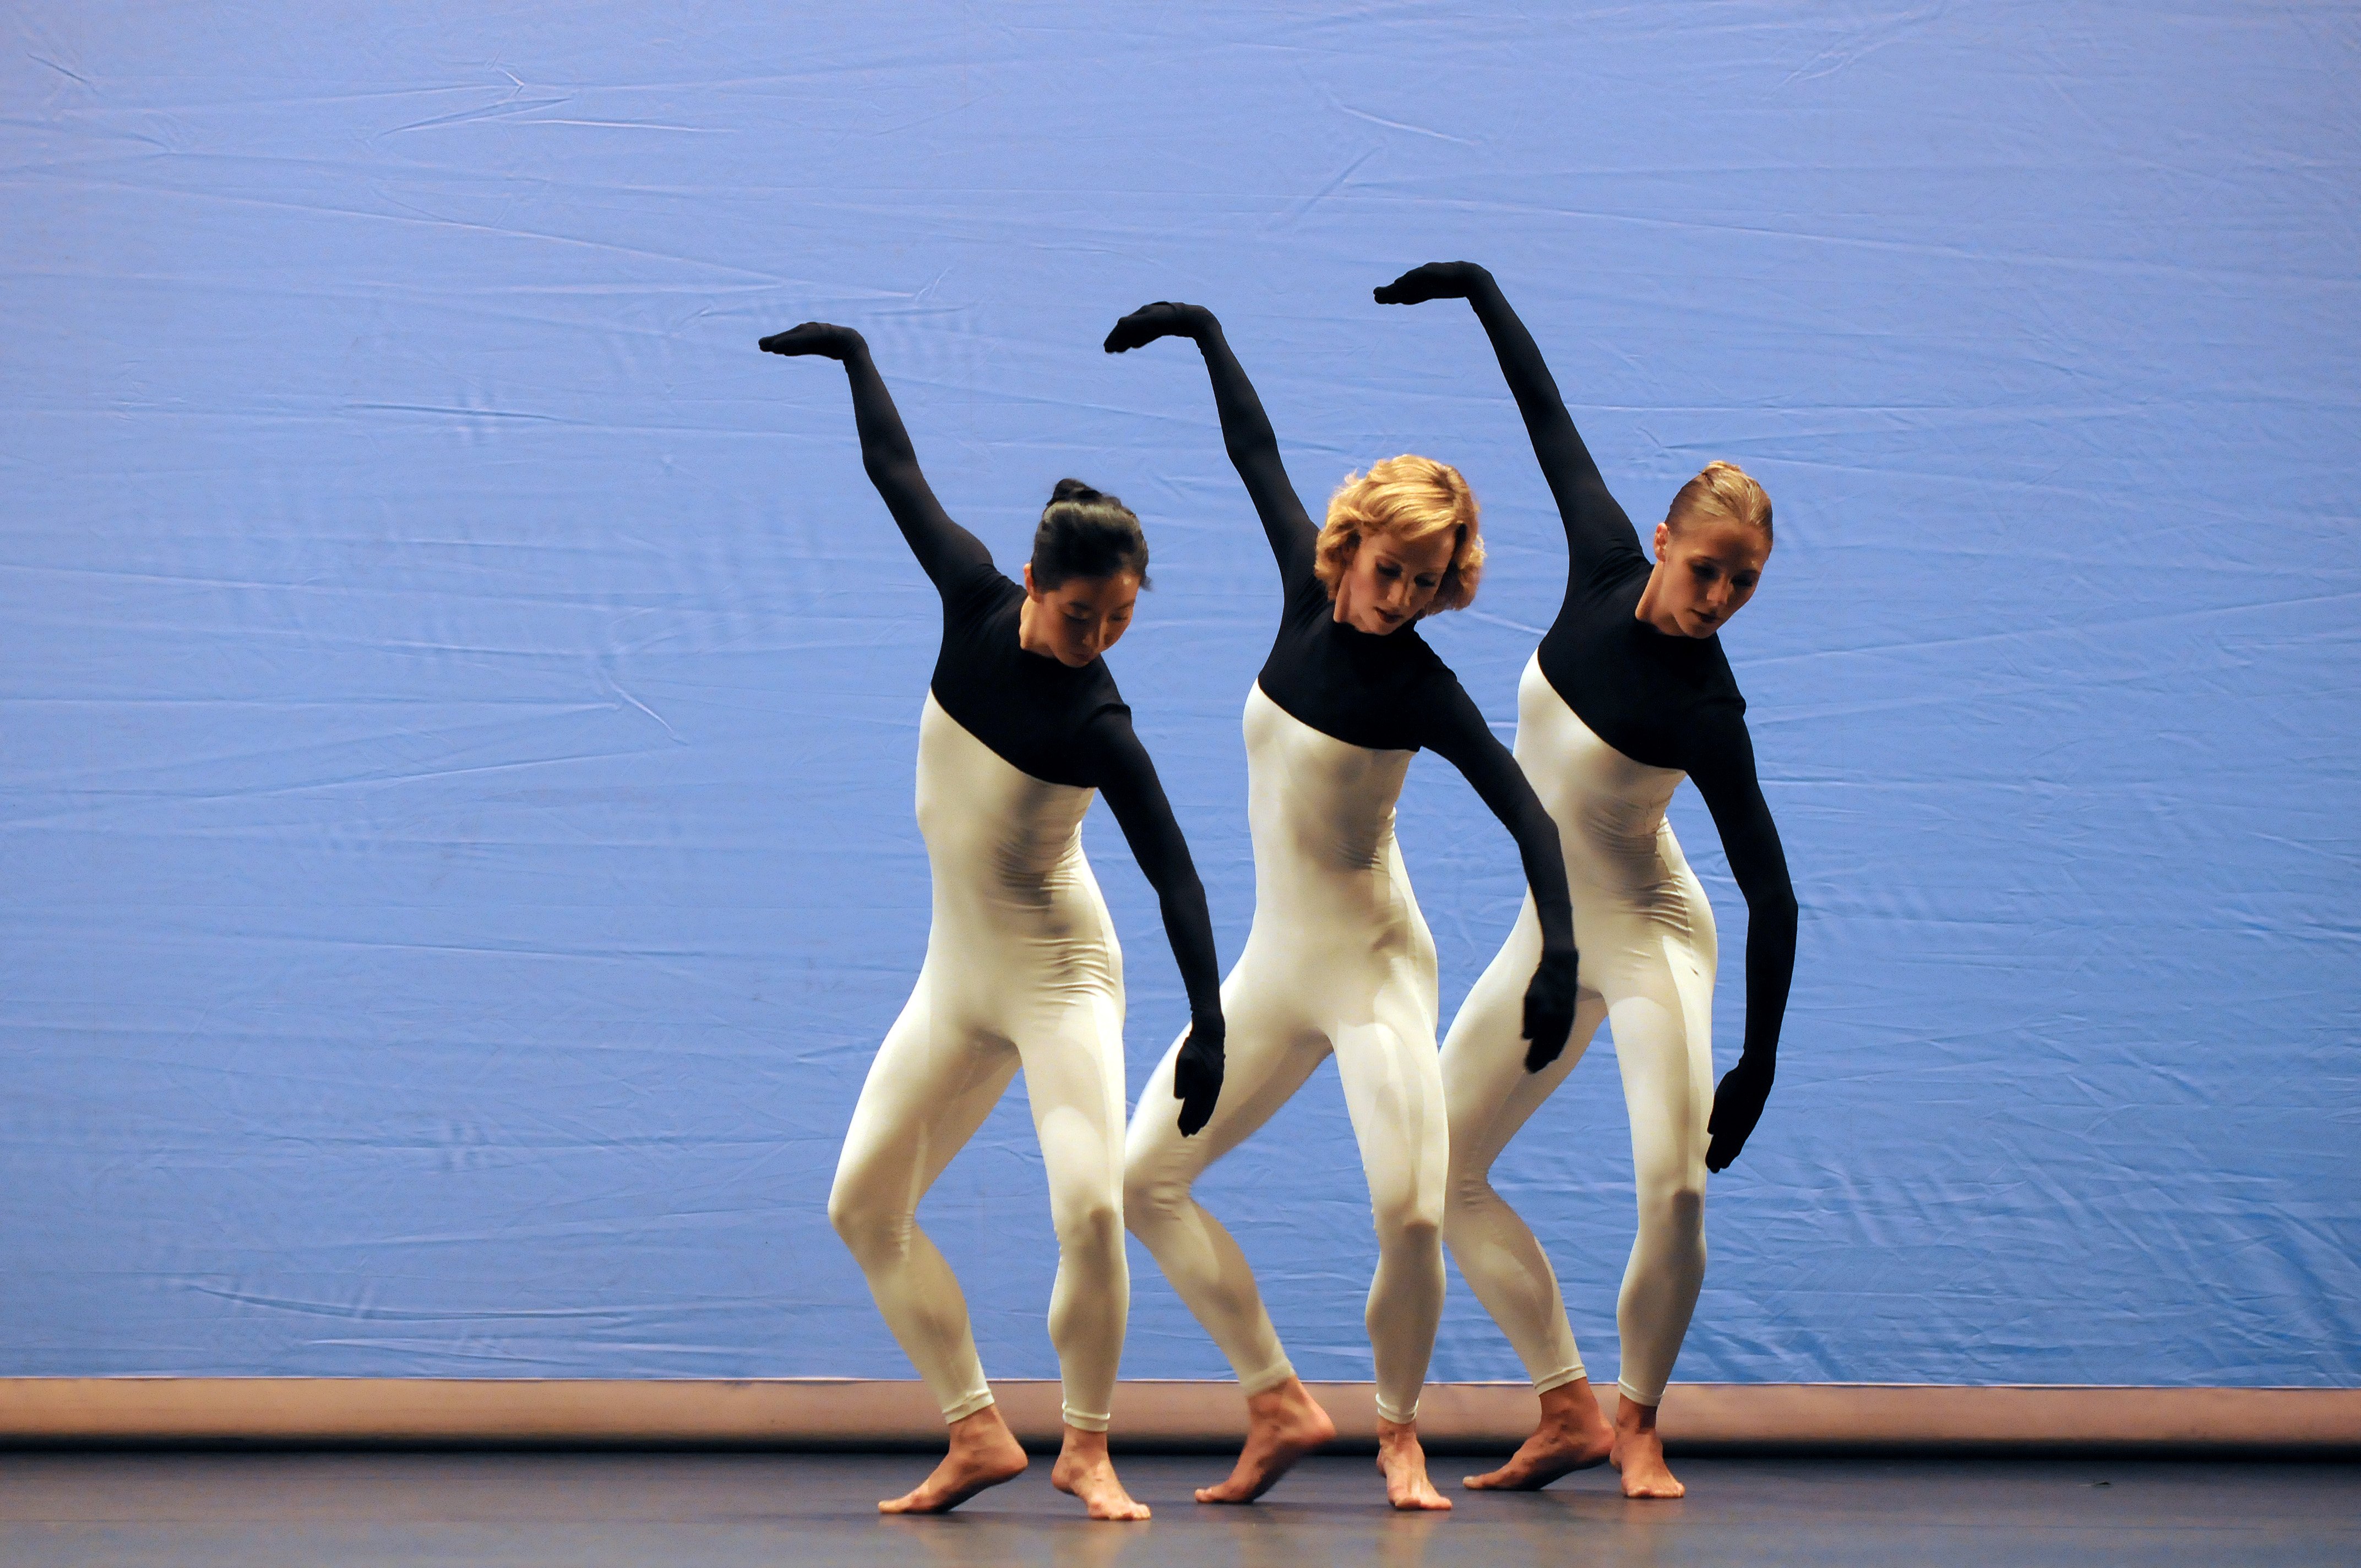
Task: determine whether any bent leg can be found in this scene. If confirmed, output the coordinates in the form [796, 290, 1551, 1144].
[1606, 982, 1713, 1409]
[829, 975, 1018, 1425]
[1601, 960, 1711, 1494]
[1123, 977, 1324, 1394]
[1128, 976, 1339, 1504]
[1441, 910, 1618, 1490]
[1021, 989, 1132, 1434]
[1333, 963, 1452, 1429]
[1439, 897, 1610, 1395]
[1022, 986, 1155, 1520]
[1333, 963, 1457, 1510]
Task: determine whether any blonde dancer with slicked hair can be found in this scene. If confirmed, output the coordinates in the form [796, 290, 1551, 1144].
[1378, 262, 1798, 1500]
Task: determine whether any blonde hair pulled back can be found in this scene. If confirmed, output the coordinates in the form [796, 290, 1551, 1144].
[1314, 454, 1485, 616]
[1666, 459, 1772, 541]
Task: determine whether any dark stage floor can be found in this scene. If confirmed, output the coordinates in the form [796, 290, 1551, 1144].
[2, 1451, 2355, 1567]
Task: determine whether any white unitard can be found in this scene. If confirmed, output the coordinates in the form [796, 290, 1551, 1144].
[1127, 684, 1451, 1426]
[1441, 656, 1716, 1407]
[829, 695, 1131, 1432]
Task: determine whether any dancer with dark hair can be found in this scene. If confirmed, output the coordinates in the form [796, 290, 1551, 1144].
[759, 322, 1227, 1521]
[1105, 301, 1579, 1511]
[1374, 262, 1798, 1499]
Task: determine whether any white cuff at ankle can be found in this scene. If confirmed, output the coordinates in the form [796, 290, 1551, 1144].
[942, 1389, 995, 1425]
[1238, 1359, 1296, 1398]
[1534, 1364, 1587, 1396]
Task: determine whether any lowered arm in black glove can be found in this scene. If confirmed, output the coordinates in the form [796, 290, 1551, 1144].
[1689, 714, 1798, 1172]
[1421, 684, 1581, 1073]
[1081, 709, 1227, 1137]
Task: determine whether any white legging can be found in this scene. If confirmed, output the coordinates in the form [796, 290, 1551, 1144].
[1127, 684, 1449, 1426]
[828, 695, 1131, 1432]
[1440, 654, 1716, 1408]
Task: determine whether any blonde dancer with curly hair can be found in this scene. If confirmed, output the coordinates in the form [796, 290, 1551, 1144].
[1105, 301, 1580, 1512]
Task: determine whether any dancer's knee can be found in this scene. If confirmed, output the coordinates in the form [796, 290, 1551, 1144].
[1446, 1152, 1501, 1216]
[1639, 1176, 1706, 1251]
[1373, 1156, 1447, 1240]
[1374, 1202, 1444, 1261]
[1442, 1170, 1509, 1259]
[826, 1176, 910, 1265]
[1055, 1191, 1125, 1263]
[1120, 1162, 1189, 1239]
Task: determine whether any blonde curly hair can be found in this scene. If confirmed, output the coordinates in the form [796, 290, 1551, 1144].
[1666, 460, 1772, 540]
[1313, 455, 1484, 616]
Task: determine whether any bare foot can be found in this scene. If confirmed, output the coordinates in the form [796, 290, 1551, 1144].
[1195, 1378, 1337, 1504]
[1050, 1425, 1151, 1521]
[1374, 1417, 1452, 1511]
[1608, 1394, 1685, 1499]
[1464, 1377, 1615, 1490]
[878, 1404, 1029, 1514]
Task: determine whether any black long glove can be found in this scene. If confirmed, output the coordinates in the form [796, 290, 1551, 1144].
[758, 321, 859, 360]
[1706, 1052, 1775, 1172]
[1103, 301, 1211, 354]
[1372, 259, 1487, 308]
[1173, 1014, 1226, 1137]
[1521, 948, 1579, 1072]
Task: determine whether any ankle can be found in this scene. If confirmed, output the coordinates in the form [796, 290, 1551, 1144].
[1249, 1375, 1304, 1408]
[1247, 1377, 1323, 1426]
[1538, 1378, 1603, 1428]
[1614, 1397, 1660, 1435]
[948, 1406, 1016, 1453]
[1059, 1425, 1111, 1463]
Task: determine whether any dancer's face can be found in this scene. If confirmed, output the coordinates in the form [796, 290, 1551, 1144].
[1646, 515, 1769, 638]
[1021, 567, 1141, 666]
[1332, 529, 1455, 635]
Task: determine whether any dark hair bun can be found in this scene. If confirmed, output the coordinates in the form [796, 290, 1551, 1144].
[1032, 480, 1151, 592]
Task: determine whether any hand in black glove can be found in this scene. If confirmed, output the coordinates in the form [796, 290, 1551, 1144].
[1705, 1052, 1775, 1172]
[757, 321, 862, 360]
[1520, 948, 1580, 1073]
[1372, 260, 1488, 307]
[1173, 1012, 1226, 1137]
[1103, 302, 1212, 355]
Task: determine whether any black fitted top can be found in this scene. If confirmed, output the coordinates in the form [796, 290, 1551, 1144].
[1181, 314, 1577, 959]
[827, 340, 1224, 1023]
[926, 550, 1126, 790]
[1460, 272, 1799, 1063]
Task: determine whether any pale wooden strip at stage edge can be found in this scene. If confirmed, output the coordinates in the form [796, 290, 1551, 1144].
[2, 1380, 2355, 1452]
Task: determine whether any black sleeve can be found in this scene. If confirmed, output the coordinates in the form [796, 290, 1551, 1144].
[838, 337, 995, 595]
[1419, 678, 1577, 958]
[1685, 707, 1798, 1061]
[1078, 707, 1225, 1023]
[1460, 269, 1649, 588]
[1188, 315, 1321, 592]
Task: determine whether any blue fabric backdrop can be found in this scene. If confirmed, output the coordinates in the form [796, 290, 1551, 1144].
[5, 1, 2355, 1387]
